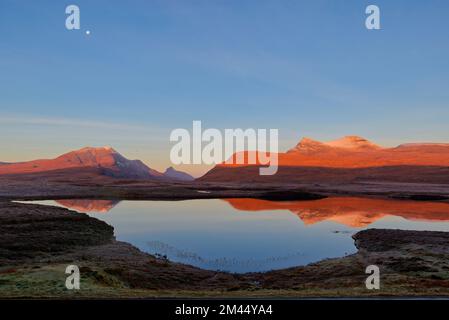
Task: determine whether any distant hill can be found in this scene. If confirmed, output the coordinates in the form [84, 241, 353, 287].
[200, 136, 449, 184]
[0, 147, 191, 181]
[164, 167, 195, 181]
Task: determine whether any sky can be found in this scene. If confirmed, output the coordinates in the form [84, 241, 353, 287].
[1, 0, 448, 176]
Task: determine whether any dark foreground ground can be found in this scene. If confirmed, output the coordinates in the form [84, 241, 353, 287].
[0, 169, 449, 202]
[1, 201, 449, 298]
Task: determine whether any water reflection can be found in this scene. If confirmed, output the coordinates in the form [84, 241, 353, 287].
[147, 240, 306, 272]
[27, 197, 449, 273]
[224, 197, 449, 227]
[56, 197, 449, 228]
[55, 199, 119, 213]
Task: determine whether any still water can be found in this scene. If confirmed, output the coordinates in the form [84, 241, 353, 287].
[28, 197, 449, 273]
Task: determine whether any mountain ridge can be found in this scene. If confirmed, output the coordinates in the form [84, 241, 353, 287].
[200, 135, 449, 183]
[0, 147, 190, 181]
[288, 135, 382, 153]
[164, 167, 195, 181]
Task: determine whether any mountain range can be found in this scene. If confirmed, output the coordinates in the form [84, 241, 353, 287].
[200, 136, 449, 184]
[0, 146, 194, 181]
[1, 136, 448, 184]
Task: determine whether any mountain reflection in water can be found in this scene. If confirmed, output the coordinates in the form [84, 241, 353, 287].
[56, 197, 449, 228]
[223, 197, 449, 227]
[25, 197, 449, 272]
[55, 199, 119, 213]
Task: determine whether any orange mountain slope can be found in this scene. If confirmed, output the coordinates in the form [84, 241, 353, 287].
[217, 136, 449, 168]
[201, 136, 449, 183]
[0, 147, 163, 177]
[0, 147, 191, 181]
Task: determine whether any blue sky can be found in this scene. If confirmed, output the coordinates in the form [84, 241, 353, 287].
[1, 0, 448, 175]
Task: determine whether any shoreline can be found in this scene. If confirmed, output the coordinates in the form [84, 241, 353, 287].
[1, 201, 449, 298]
[1, 173, 449, 203]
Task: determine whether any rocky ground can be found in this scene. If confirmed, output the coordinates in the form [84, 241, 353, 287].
[1, 201, 449, 298]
